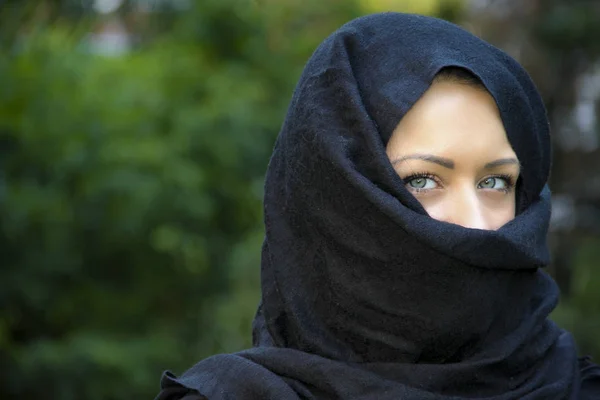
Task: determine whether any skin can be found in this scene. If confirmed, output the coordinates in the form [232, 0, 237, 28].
[386, 80, 520, 231]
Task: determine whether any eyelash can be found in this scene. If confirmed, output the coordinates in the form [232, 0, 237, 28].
[402, 172, 439, 192]
[402, 172, 516, 193]
[489, 174, 516, 193]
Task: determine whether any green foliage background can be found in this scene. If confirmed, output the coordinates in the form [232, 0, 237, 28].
[0, 0, 598, 399]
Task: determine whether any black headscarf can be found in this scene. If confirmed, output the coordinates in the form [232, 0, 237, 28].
[157, 12, 600, 399]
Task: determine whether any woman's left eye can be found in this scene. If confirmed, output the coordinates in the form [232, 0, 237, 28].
[478, 177, 508, 190]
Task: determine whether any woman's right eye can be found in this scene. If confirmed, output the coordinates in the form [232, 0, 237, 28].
[406, 177, 437, 190]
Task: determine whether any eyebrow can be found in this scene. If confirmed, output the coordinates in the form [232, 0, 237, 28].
[391, 154, 454, 169]
[391, 154, 521, 171]
[483, 158, 520, 169]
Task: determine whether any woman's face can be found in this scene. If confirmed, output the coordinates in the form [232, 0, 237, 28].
[386, 80, 520, 230]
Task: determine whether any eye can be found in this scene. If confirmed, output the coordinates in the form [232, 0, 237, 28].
[478, 176, 509, 190]
[406, 176, 437, 190]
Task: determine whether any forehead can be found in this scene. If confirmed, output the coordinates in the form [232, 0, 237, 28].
[388, 81, 516, 159]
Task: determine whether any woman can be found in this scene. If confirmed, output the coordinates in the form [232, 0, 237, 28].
[157, 12, 600, 399]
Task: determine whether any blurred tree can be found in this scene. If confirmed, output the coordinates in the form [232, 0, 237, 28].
[0, 0, 362, 398]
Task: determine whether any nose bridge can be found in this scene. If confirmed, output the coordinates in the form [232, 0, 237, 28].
[448, 183, 488, 230]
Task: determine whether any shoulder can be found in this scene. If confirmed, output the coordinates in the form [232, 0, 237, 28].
[580, 356, 600, 399]
[155, 369, 209, 400]
[155, 386, 207, 400]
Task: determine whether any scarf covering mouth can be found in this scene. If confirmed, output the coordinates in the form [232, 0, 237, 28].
[157, 12, 588, 399]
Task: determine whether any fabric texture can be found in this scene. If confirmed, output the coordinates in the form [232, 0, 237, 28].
[156, 12, 600, 399]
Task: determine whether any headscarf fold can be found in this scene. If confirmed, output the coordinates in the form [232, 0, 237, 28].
[158, 12, 587, 399]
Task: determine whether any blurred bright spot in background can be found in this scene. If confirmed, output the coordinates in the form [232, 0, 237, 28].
[359, 0, 464, 14]
[93, 0, 124, 14]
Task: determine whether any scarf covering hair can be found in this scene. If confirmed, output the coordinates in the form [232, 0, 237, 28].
[157, 12, 598, 399]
